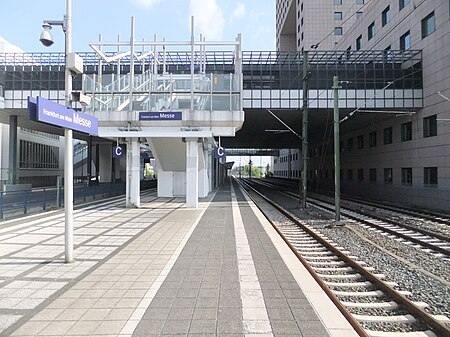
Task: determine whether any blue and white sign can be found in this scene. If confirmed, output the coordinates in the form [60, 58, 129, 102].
[29, 97, 98, 135]
[113, 146, 124, 158]
[139, 111, 182, 121]
[214, 146, 226, 159]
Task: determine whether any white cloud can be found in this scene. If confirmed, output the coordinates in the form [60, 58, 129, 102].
[232, 2, 246, 18]
[189, 0, 224, 40]
[130, 0, 162, 9]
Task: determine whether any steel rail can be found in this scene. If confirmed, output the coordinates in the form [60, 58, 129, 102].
[304, 197, 450, 257]
[239, 178, 450, 337]
[235, 178, 370, 337]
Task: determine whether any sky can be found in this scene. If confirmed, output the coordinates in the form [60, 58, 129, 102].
[0, 0, 276, 52]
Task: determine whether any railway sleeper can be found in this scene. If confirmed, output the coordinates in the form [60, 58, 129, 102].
[365, 329, 438, 337]
[353, 313, 416, 323]
[303, 255, 338, 260]
[297, 250, 332, 255]
[334, 289, 411, 297]
[325, 281, 398, 288]
[308, 260, 345, 266]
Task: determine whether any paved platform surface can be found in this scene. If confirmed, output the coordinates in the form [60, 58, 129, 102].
[0, 181, 357, 337]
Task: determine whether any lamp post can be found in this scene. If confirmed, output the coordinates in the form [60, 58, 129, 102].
[40, 0, 74, 263]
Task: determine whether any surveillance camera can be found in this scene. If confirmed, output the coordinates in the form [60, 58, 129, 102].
[39, 24, 54, 47]
[71, 92, 91, 107]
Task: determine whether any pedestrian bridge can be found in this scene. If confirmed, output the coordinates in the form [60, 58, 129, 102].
[0, 48, 422, 205]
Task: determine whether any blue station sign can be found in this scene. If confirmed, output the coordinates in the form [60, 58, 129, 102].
[214, 146, 226, 159]
[28, 96, 98, 135]
[139, 111, 182, 121]
[113, 146, 124, 158]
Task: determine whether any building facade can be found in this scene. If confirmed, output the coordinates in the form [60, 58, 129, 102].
[274, 0, 450, 211]
[276, 0, 369, 51]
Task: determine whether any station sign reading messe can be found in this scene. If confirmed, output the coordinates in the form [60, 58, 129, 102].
[139, 111, 182, 121]
[28, 96, 98, 135]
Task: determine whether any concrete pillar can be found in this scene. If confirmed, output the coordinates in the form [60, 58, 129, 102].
[126, 138, 140, 208]
[198, 147, 209, 197]
[8, 115, 17, 184]
[186, 138, 198, 208]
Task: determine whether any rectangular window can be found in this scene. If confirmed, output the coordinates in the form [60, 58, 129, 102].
[356, 11, 363, 19]
[422, 12, 436, 38]
[348, 169, 353, 181]
[402, 168, 412, 186]
[335, 12, 343, 20]
[335, 27, 343, 35]
[357, 169, 364, 181]
[369, 168, 377, 182]
[357, 135, 364, 149]
[369, 131, 377, 147]
[368, 21, 375, 40]
[423, 115, 437, 137]
[334, 0, 342, 4]
[383, 127, 393, 144]
[347, 138, 354, 151]
[401, 122, 412, 141]
[382, 6, 392, 26]
[384, 168, 393, 184]
[424, 167, 438, 187]
[400, 31, 411, 50]
[399, 0, 410, 10]
[356, 0, 364, 4]
[356, 35, 362, 50]
[384, 45, 393, 62]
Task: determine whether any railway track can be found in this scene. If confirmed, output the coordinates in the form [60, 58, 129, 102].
[255, 178, 450, 259]
[236, 178, 450, 337]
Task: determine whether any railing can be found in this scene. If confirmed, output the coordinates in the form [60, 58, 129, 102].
[84, 72, 241, 112]
[0, 180, 156, 220]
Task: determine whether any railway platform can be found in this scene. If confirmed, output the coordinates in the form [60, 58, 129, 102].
[0, 180, 357, 337]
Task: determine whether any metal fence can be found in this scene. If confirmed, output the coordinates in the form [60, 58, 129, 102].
[0, 180, 156, 220]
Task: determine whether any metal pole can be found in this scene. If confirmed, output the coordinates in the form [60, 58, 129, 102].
[64, 0, 74, 263]
[333, 76, 341, 223]
[301, 51, 309, 208]
[129, 17, 135, 118]
[190, 16, 195, 112]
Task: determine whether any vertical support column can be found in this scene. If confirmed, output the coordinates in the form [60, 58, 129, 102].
[8, 115, 17, 184]
[301, 51, 309, 208]
[126, 138, 140, 208]
[333, 76, 341, 223]
[186, 138, 199, 208]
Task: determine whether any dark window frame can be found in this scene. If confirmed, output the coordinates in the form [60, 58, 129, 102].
[401, 121, 412, 141]
[402, 167, 412, 186]
[383, 127, 393, 144]
[384, 168, 393, 184]
[382, 6, 391, 26]
[423, 114, 437, 138]
[400, 31, 411, 50]
[368, 21, 375, 40]
[424, 167, 438, 187]
[421, 12, 436, 38]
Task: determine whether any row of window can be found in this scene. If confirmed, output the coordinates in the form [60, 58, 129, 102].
[274, 152, 299, 164]
[348, 6, 435, 51]
[274, 167, 438, 187]
[340, 115, 437, 152]
[342, 167, 437, 187]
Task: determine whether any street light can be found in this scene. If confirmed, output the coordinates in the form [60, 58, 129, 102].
[40, 0, 74, 263]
